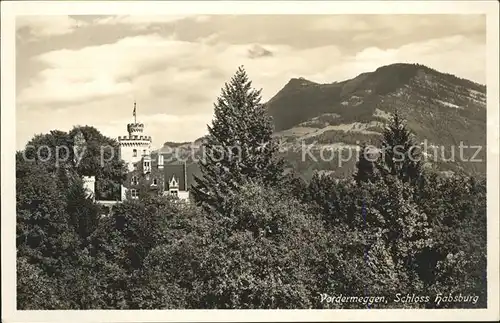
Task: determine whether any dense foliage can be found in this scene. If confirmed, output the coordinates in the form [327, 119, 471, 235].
[22, 126, 127, 200]
[17, 68, 487, 309]
[191, 66, 285, 215]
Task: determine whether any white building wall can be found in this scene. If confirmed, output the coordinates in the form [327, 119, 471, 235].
[121, 185, 128, 201]
[119, 139, 152, 172]
[158, 154, 164, 169]
[178, 191, 190, 201]
[82, 176, 96, 201]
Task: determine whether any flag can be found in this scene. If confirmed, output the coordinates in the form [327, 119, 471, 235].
[133, 101, 136, 118]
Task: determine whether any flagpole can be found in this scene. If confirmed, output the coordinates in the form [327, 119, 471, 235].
[133, 101, 137, 123]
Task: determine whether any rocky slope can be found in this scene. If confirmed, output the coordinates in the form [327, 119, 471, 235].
[161, 63, 486, 181]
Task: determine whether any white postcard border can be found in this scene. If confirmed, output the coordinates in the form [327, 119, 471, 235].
[2, 1, 499, 322]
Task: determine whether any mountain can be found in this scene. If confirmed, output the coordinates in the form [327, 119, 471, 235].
[162, 63, 486, 180]
[267, 63, 485, 132]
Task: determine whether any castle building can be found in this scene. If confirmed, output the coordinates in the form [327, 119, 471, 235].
[81, 102, 192, 205]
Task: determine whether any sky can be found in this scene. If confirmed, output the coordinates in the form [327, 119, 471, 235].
[16, 14, 486, 150]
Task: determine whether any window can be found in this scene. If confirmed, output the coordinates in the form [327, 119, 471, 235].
[143, 149, 146, 155]
[131, 189, 138, 199]
[170, 190, 178, 196]
[131, 176, 139, 185]
[145, 174, 150, 181]
[133, 149, 137, 157]
[152, 178, 158, 186]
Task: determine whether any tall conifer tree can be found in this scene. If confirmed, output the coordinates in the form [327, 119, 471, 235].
[376, 111, 423, 184]
[354, 143, 379, 184]
[191, 66, 284, 214]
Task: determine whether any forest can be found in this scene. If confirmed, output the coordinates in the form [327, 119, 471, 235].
[16, 67, 486, 309]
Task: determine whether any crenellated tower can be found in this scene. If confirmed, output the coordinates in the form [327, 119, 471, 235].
[118, 101, 152, 172]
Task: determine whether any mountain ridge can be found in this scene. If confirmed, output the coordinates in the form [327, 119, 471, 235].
[266, 63, 485, 132]
[160, 63, 486, 180]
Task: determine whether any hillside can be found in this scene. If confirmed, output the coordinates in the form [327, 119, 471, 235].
[162, 63, 487, 180]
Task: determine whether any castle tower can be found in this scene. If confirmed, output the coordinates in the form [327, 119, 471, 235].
[118, 101, 152, 172]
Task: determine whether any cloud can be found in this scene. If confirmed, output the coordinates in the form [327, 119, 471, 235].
[280, 34, 485, 86]
[247, 44, 274, 59]
[17, 31, 485, 113]
[309, 16, 371, 31]
[16, 15, 87, 38]
[348, 35, 486, 83]
[310, 15, 485, 36]
[17, 34, 199, 105]
[15, 33, 344, 148]
[16, 16, 486, 150]
[18, 32, 344, 107]
[93, 15, 210, 29]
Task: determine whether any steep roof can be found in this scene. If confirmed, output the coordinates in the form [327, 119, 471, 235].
[163, 163, 187, 191]
[149, 152, 201, 191]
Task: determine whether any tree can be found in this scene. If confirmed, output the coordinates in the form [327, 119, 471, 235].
[360, 176, 432, 301]
[191, 66, 285, 215]
[354, 143, 380, 184]
[376, 111, 423, 185]
[65, 177, 101, 249]
[16, 127, 126, 309]
[305, 171, 433, 308]
[20, 126, 127, 201]
[69, 126, 128, 200]
[132, 222, 208, 309]
[414, 172, 487, 308]
[17, 257, 65, 309]
[280, 169, 308, 201]
[85, 195, 194, 308]
[192, 182, 328, 309]
[16, 153, 80, 276]
[23, 130, 74, 173]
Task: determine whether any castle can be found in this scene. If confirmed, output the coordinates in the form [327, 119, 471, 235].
[81, 102, 191, 208]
